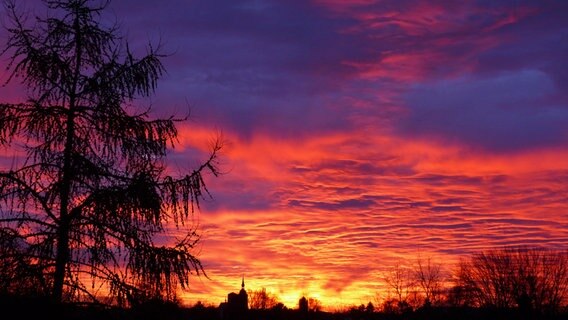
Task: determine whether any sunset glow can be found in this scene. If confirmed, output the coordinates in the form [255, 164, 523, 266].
[1, 0, 567, 310]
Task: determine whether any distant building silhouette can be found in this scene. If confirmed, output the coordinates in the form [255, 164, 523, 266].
[299, 296, 308, 313]
[219, 276, 248, 320]
[299, 296, 308, 320]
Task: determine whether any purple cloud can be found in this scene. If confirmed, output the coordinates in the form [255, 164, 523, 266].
[401, 70, 568, 151]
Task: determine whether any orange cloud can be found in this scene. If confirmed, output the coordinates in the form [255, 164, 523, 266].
[171, 124, 568, 308]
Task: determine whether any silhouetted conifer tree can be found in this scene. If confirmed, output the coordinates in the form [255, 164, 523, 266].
[0, 0, 221, 306]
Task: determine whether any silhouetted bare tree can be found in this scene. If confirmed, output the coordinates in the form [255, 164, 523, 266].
[0, 0, 221, 306]
[308, 297, 323, 312]
[414, 256, 444, 306]
[446, 281, 478, 308]
[458, 247, 568, 315]
[383, 262, 415, 312]
[248, 287, 279, 310]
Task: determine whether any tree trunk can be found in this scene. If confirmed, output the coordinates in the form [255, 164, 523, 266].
[53, 10, 82, 303]
[53, 105, 75, 303]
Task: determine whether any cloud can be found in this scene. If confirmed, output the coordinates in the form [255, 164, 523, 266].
[175, 127, 568, 306]
[400, 70, 568, 151]
[3, 0, 568, 309]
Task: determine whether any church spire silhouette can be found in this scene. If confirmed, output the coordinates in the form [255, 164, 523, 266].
[238, 275, 247, 301]
[221, 275, 249, 319]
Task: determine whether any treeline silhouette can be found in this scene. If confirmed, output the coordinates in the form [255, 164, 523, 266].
[374, 247, 568, 319]
[1, 247, 567, 320]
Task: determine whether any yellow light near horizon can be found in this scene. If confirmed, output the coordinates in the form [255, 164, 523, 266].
[278, 290, 302, 309]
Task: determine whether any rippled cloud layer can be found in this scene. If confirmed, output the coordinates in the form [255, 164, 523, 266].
[2, 0, 567, 309]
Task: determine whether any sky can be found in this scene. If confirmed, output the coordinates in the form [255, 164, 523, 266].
[2, 0, 568, 310]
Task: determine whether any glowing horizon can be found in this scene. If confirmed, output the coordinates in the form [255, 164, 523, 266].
[175, 126, 568, 309]
[1, 0, 567, 311]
